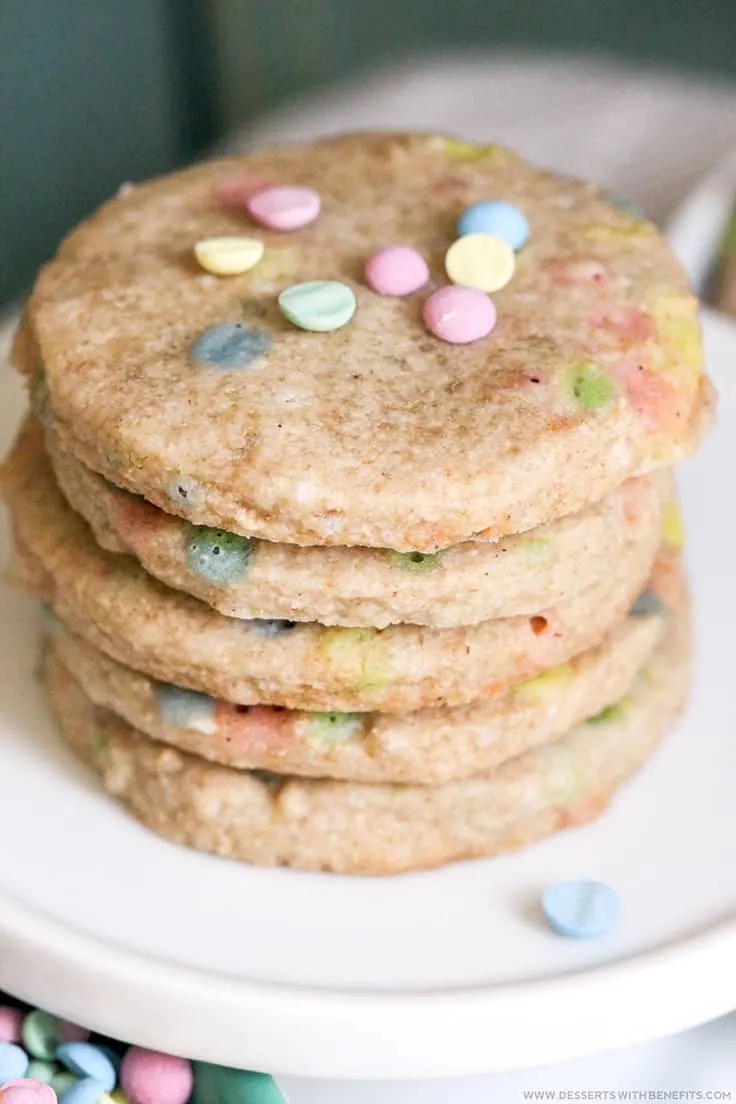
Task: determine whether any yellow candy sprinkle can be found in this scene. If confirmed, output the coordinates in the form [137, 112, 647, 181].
[445, 233, 515, 292]
[661, 499, 685, 550]
[439, 137, 506, 162]
[516, 662, 573, 699]
[194, 236, 264, 276]
[651, 296, 702, 371]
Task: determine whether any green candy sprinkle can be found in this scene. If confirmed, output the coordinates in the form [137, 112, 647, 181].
[586, 699, 628, 725]
[303, 711, 363, 744]
[565, 362, 616, 411]
[50, 1072, 79, 1096]
[22, 1008, 62, 1060]
[318, 628, 389, 692]
[389, 550, 443, 573]
[186, 525, 253, 584]
[278, 280, 356, 332]
[26, 1060, 58, 1084]
[192, 1062, 287, 1104]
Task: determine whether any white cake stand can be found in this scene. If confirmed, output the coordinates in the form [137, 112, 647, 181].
[0, 310, 735, 1081]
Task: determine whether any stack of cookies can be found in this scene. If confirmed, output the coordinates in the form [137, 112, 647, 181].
[1, 133, 714, 874]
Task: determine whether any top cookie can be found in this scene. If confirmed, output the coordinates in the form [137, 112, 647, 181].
[19, 132, 713, 550]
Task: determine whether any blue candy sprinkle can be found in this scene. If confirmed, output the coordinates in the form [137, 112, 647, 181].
[250, 619, 297, 636]
[56, 1042, 116, 1092]
[457, 200, 529, 250]
[60, 1078, 108, 1104]
[0, 1042, 30, 1085]
[190, 323, 272, 369]
[155, 684, 217, 733]
[187, 526, 253, 584]
[542, 880, 620, 939]
[629, 589, 664, 617]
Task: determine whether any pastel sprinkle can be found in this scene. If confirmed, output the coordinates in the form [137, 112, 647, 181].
[440, 139, 504, 162]
[586, 699, 628, 725]
[303, 712, 362, 744]
[166, 476, 202, 512]
[542, 880, 620, 939]
[50, 1074, 78, 1097]
[278, 281, 356, 332]
[56, 1044, 115, 1093]
[186, 526, 253, 584]
[59, 1080, 107, 1104]
[22, 1012, 59, 1060]
[194, 237, 264, 276]
[192, 1063, 287, 1104]
[190, 323, 272, 369]
[661, 499, 685, 550]
[629, 589, 664, 617]
[364, 246, 429, 297]
[445, 233, 515, 293]
[422, 285, 496, 344]
[0, 1082, 57, 1104]
[457, 201, 529, 250]
[120, 1047, 192, 1104]
[0, 1045, 29, 1086]
[24, 1064, 55, 1086]
[565, 362, 616, 411]
[155, 685, 217, 735]
[0, 1010, 22, 1045]
[246, 185, 320, 231]
[389, 550, 443, 573]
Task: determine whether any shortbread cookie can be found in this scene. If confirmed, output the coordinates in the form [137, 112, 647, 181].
[47, 427, 664, 628]
[16, 132, 712, 551]
[41, 584, 691, 874]
[47, 581, 667, 783]
[3, 421, 658, 712]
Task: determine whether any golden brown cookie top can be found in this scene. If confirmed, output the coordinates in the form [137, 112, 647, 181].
[24, 132, 711, 549]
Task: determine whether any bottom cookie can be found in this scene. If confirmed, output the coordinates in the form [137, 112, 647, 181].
[41, 594, 691, 875]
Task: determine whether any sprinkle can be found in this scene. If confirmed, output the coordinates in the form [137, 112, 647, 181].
[194, 237, 264, 276]
[120, 1048, 192, 1104]
[541, 880, 620, 939]
[190, 323, 271, 369]
[445, 233, 515, 293]
[154, 685, 217, 735]
[629, 589, 664, 617]
[56, 1044, 115, 1093]
[661, 499, 685, 550]
[186, 526, 253, 585]
[364, 246, 429, 297]
[249, 619, 297, 636]
[586, 699, 628, 725]
[302, 712, 363, 744]
[192, 1065, 287, 1104]
[0, 1045, 29, 1086]
[389, 550, 443, 573]
[165, 476, 202, 512]
[278, 281, 356, 332]
[564, 362, 616, 411]
[422, 285, 496, 344]
[0, 1082, 57, 1104]
[246, 185, 320, 231]
[456, 200, 529, 250]
[0, 1010, 22, 1045]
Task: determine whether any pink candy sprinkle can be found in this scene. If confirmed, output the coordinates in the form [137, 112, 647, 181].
[246, 185, 320, 231]
[364, 246, 429, 297]
[0, 1008, 22, 1044]
[121, 1046, 193, 1104]
[58, 1020, 90, 1044]
[0, 1081, 56, 1104]
[422, 285, 497, 344]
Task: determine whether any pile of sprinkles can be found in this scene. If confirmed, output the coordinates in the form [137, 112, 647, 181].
[191, 179, 531, 356]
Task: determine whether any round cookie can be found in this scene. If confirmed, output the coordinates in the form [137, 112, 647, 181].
[46, 590, 666, 783]
[47, 426, 665, 629]
[41, 585, 692, 874]
[3, 420, 659, 713]
[16, 132, 713, 551]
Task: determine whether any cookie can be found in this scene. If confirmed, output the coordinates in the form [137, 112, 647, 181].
[47, 426, 665, 628]
[2, 421, 659, 712]
[41, 583, 691, 874]
[16, 132, 713, 551]
[46, 582, 667, 783]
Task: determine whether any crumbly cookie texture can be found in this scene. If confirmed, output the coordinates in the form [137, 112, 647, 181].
[41, 584, 691, 874]
[47, 588, 666, 784]
[15, 132, 713, 550]
[47, 425, 665, 629]
[2, 419, 660, 713]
